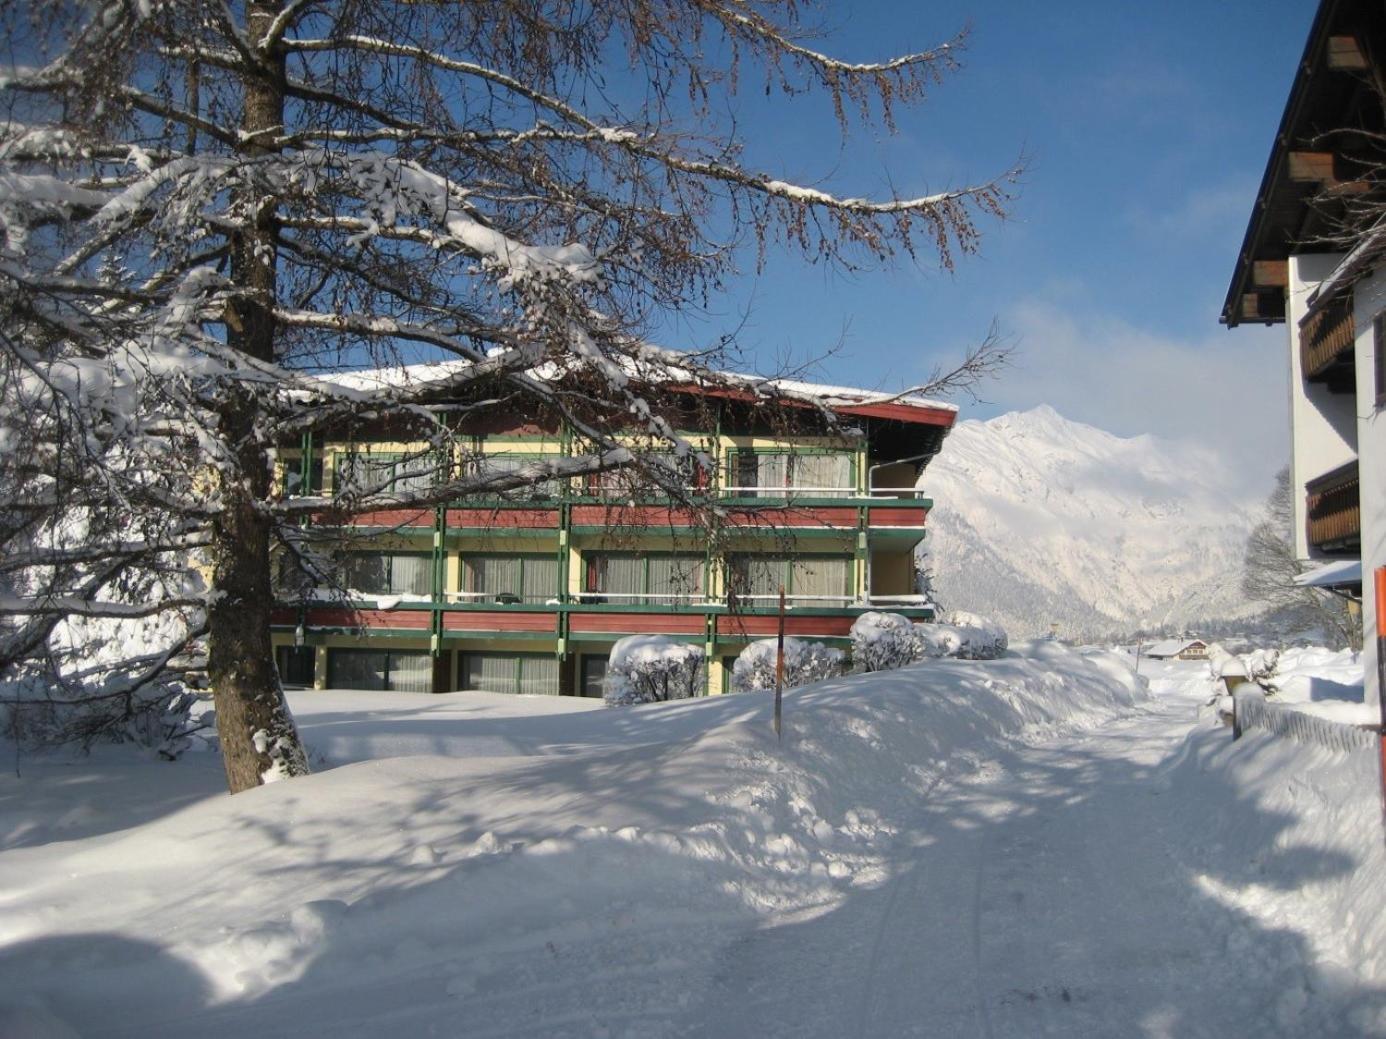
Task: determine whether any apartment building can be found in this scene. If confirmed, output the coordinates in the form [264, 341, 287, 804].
[270, 366, 956, 696]
[1222, 0, 1385, 706]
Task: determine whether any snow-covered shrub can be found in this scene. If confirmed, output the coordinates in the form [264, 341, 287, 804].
[934, 610, 1008, 660]
[603, 635, 705, 705]
[1, 663, 202, 759]
[850, 612, 927, 672]
[1241, 648, 1280, 684]
[731, 638, 846, 692]
[852, 610, 1008, 673]
[0, 603, 206, 758]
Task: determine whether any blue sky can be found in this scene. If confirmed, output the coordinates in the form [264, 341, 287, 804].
[649, 0, 1313, 497]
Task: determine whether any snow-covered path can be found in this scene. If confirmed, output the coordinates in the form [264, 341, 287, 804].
[688, 684, 1379, 1038]
[4, 652, 1384, 1038]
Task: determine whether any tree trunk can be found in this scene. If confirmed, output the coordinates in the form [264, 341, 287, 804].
[206, 1, 309, 794]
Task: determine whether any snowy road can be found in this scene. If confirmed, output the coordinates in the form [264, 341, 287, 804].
[687, 682, 1375, 1038]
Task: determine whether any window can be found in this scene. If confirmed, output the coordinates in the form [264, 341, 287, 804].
[335, 453, 437, 496]
[341, 552, 432, 597]
[283, 458, 324, 497]
[460, 554, 559, 603]
[1375, 311, 1386, 405]
[468, 454, 562, 500]
[327, 648, 432, 692]
[459, 652, 559, 695]
[275, 645, 316, 687]
[726, 553, 853, 607]
[580, 655, 608, 697]
[730, 451, 853, 498]
[585, 553, 704, 604]
[586, 453, 705, 497]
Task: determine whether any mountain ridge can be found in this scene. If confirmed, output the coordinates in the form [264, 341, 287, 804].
[917, 406, 1260, 641]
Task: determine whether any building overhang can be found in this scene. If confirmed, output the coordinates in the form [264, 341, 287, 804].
[1222, 0, 1386, 328]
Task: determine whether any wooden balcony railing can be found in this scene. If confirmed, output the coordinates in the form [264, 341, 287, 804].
[1300, 299, 1355, 382]
[1305, 459, 1360, 553]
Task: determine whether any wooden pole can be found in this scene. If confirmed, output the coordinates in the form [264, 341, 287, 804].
[1375, 567, 1386, 840]
[774, 585, 785, 742]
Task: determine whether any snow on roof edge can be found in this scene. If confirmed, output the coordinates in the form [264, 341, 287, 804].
[1293, 558, 1362, 589]
[321, 355, 959, 417]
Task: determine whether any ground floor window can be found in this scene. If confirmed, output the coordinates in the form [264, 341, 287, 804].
[327, 648, 432, 692]
[275, 645, 316, 687]
[459, 651, 559, 695]
[579, 654, 608, 697]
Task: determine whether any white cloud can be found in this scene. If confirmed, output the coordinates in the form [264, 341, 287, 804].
[968, 298, 1288, 499]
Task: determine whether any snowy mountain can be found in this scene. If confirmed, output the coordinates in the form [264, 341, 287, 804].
[918, 405, 1260, 641]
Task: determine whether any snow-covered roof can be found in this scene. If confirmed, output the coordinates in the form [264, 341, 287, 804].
[324, 353, 958, 423]
[1145, 638, 1207, 658]
[1293, 558, 1362, 589]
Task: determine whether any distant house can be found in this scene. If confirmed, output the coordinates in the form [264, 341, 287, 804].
[1145, 639, 1209, 661]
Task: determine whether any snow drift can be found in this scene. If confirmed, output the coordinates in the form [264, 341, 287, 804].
[0, 642, 1144, 1035]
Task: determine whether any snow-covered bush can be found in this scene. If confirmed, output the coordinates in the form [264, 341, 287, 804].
[604, 635, 706, 705]
[1, 663, 203, 758]
[850, 612, 927, 672]
[1241, 648, 1280, 684]
[929, 610, 1008, 660]
[731, 638, 846, 692]
[0, 592, 207, 757]
[852, 610, 1009, 673]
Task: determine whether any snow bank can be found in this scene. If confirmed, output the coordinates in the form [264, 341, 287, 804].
[0, 642, 1144, 1035]
[1174, 722, 1386, 1026]
[1268, 647, 1370, 726]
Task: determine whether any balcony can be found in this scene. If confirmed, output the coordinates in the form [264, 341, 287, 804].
[1305, 459, 1360, 555]
[1300, 298, 1355, 390]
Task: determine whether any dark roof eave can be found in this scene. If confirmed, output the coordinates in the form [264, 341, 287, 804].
[1222, 0, 1345, 328]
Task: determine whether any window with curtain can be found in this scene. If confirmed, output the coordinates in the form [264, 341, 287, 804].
[470, 454, 561, 499]
[388, 653, 433, 694]
[335, 453, 436, 496]
[327, 649, 388, 690]
[727, 554, 852, 606]
[789, 556, 852, 606]
[327, 649, 431, 692]
[461, 554, 559, 603]
[586, 553, 703, 603]
[646, 555, 704, 603]
[733, 452, 852, 497]
[460, 652, 559, 695]
[587, 453, 701, 497]
[726, 553, 786, 603]
[342, 552, 432, 597]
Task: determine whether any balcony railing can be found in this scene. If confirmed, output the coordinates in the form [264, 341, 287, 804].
[311, 590, 934, 612]
[1305, 459, 1360, 553]
[1300, 299, 1355, 383]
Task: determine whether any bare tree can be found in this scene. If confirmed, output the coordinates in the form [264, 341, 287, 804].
[1242, 467, 1361, 649]
[0, 0, 1020, 792]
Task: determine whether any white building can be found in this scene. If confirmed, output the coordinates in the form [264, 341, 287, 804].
[1223, 0, 1383, 708]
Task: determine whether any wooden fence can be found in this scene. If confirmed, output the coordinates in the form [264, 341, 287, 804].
[1232, 687, 1375, 754]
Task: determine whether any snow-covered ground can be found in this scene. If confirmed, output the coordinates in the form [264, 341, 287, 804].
[2, 644, 1383, 1037]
